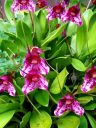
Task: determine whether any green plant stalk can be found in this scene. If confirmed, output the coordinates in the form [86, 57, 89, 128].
[26, 95, 41, 115]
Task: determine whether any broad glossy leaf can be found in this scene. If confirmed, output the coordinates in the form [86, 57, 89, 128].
[67, 22, 77, 36]
[77, 96, 93, 104]
[79, 116, 88, 128]
[16, 20, 32, 46]
[57, 115, 80, 128]
[0, 103, 19, 114]
[71, 58, 86, 71]
[50, 68, 69, 94]
[38, 10, 48, 37]
[20, 112, 31, 128]
[4, 0, 14, 24]
[83, 9, 93, 27]
[13, 81, 25, 105]
[76, 18, 88, 56]
[85, 103, 96, 110]
[41, 24, 66, 46]
[0, 110, 15, 128]
[35, 90, 49, 106]
[86, 113, 96, 128]
[30, 111, 52, 128]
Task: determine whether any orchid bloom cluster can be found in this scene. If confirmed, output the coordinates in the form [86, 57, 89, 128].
[54, 94, 84, 116]
[81, 65, 96, 92]
[20, 47, 50, 95]
[11, 0, 82, 26]
[47, 1, 82, 26]
[11, 0, 48, 13]
[0, 75, 16, 96]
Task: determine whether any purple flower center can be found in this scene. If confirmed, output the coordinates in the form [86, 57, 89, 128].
[31, 55, 40, 64]
[53, 4, 64, 14]
[0, 79, 3, 84]
[32, 74, 40, 82]
[18, 0, 29, 5]
[68, 6, 79, 16]
[87, 66, 96, 78]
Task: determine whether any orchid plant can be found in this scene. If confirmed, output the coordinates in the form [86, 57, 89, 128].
[0, 0, 96, 128]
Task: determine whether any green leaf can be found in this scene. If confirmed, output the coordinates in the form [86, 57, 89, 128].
[50, 56, 72, 71]
[34, 14, 43, 42]
[16, 20, 32, 46]
[85, 103, 96, 110]
[41, 24, 66, 46]
[0, 110, 15, 128]
[57, 115, 80, 128]
[77, 96, 93, 104]
[13, 80, 25, 105]
[71, 58, 86, 71]
[67, 22, 77, 36]
[35, 90, 49, 107]
[76, 18, 88, 56]
[38, 10, 48, 37]
[0, 103, 19, 114]
[30, 111, 52, 128]
[83, 9, 93, 27]
[50, 67, 69, 94]
[86, 113, 96, 128]
[4, 0, 14, 24]
[20, 112, 31, 128]
[79, 116, 88, 128]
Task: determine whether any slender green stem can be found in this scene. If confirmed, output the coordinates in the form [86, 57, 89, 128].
[26, 95, 41, 115]
[48, 91, 57, 104]
[86, 0, 92, 10]
[46, 61, 63, 95]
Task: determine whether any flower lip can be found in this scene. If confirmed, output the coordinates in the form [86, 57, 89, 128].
[18, 0, 29, 4]
[68, 5, 80, 16]
[32, 74, 40, 82]
[31, 55, 40, 64]
[53, 3, 64, 14]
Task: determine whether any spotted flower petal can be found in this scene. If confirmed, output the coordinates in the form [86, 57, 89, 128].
[11, 0, 36, 13]
[20, 47, 49, 77]
[54, 94, 84, 116]
[61, 4, 82, 26]
[47, 3, 65, 21]
[22, 71, 48, 95]
[0, 75, 16, 96]
[81, 66, 96, 92]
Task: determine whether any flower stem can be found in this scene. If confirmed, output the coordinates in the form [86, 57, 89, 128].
[86, 0, 92, 10]
[26, 95, 41, 115]
[48, 91, 57, 104]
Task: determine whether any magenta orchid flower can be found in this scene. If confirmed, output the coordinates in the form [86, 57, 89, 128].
[21, 46, 49, 95]
[0, 75, 16, 96]
[54, 94, 84, 116]
[61, 4, 82, 26]
[47, 3, 66, 21]
[20, 47, 49, 77]
[22, 70, 48, 95]
[37, 0, 48, 8]
[81, 66, 96, 92]
[11, 0, 35, 13]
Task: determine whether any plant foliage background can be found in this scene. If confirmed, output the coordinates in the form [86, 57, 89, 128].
[0, 0, 96, 128]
